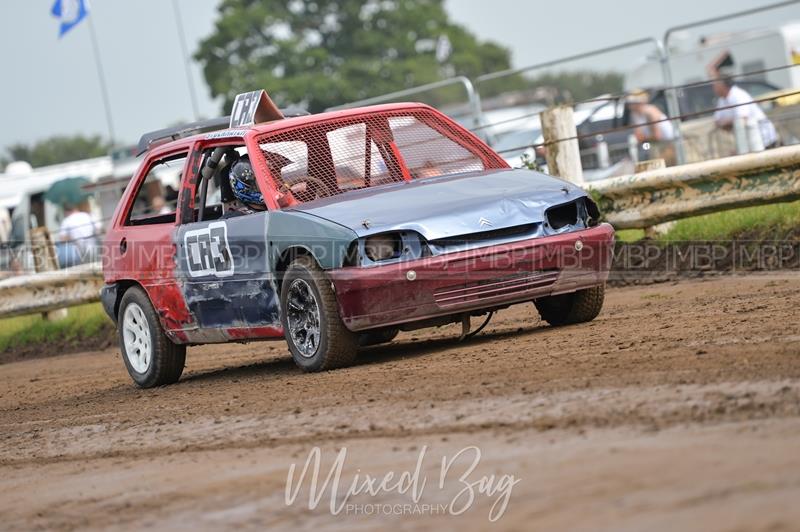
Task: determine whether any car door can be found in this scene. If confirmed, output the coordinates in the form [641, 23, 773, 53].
[105, 150, 197, 337]
[174, 146, 281, 342]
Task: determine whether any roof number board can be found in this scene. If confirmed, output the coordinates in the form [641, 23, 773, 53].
[229, 90, 284, 128]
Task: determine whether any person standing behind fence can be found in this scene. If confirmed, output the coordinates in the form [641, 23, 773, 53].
[57, 201, 98, 268]
[707, 51, 779, 150]
[626, 89, 676, 165]
[0, 207, 10, 244]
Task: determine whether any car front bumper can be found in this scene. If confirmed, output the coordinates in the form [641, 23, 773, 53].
[329, 223, 615, 332]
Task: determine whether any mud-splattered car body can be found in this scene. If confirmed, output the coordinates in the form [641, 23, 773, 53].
[102, 98, 614, 385]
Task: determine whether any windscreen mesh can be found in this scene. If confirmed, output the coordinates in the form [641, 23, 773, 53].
[257, 108, 506, 204]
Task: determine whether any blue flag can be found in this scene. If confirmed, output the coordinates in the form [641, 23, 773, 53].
[51, 0, 89, 38]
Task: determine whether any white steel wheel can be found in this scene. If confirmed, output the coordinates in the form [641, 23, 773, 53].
[122, 302, 152, 374]
[117, 286, 186, 388]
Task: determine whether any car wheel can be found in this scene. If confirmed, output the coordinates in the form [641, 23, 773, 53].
[118, 286, 186, 388]
[358, 328, 399, 347]
[281, 256, 358, 371]
[534, 284, 605, 326]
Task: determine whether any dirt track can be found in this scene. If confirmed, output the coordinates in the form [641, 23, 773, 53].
[1, 273, 800, 531]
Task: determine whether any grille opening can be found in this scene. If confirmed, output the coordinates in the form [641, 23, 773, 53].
[430, 223, 537, 247]
[434, 270, 561, 307]
[546, 201, 579, 230]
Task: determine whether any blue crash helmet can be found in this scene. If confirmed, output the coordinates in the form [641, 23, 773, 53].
[229, 155, 264, 208]
[229, 152, 293, 209]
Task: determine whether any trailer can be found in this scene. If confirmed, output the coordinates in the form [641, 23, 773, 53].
[626, 23, 800, 93]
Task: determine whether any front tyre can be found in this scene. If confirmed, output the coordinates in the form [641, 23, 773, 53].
[118, 286, 186, 388]
[534, 284, 605, 326]
[281, 256, 358, 372]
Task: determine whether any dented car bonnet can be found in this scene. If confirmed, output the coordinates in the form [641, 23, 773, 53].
[289, 168, 585, 240]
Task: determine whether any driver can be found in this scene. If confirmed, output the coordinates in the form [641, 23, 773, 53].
[227, 155, 266, 214]
[228, 150, 330, 212]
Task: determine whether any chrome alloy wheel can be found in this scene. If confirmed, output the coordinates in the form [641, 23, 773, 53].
[122, 302, 152, 373]
[286, 278, 322, 358]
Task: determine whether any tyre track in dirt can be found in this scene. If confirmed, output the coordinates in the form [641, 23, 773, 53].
[1, 273, 799, 530]
[2, 274, 799, 462]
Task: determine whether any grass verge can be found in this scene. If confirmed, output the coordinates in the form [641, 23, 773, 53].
[615, 201, 800, 242]
[0, 303, 113, 354]
[661, 201, 800, 242]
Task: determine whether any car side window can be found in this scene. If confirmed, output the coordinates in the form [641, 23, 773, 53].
[193, 161, 223, 221]
[125, 154, 186, 226]
[186, 146, 254, 223]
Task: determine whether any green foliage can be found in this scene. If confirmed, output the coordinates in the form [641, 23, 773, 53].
[195, 0, 513, 113]
[587, 187, 611, 223]
[0, 303, 111, 353]
[519, 151, 542, 172]
[4, 135, 110, 168]
[615, 229, 645, 242]
[478, 70, 624, 105]
[527, 70, 624, 103]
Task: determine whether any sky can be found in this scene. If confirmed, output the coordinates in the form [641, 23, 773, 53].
[0, 0, 797, 151]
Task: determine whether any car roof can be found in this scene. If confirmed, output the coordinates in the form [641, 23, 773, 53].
[144, 102, 437, 160]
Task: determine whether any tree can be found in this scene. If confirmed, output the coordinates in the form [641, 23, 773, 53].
[478, 70, 625, 108]
[3, 135, 110, 168]
[527, 71, 625, 103]
[195, 0, 512, 113]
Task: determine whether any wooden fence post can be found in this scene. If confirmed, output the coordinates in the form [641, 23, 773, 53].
[540, 105, 584, 185]
[29, 227, 69, 321]
[635, 159, 675, 238]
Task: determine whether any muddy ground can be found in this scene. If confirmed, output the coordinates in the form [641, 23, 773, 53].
[1, 273, 799, 531]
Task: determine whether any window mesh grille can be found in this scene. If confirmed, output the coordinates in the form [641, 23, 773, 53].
[256, 108, 505, 204]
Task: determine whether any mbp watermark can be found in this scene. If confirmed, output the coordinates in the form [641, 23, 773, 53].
[285, 446, 520, 522]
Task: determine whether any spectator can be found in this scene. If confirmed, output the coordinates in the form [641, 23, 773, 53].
[626, 90, 676, 165]
[57, 202, 97, 267]
[707, 51, 779, 149]
[415, 161, 443, 179]
[151, 196, 172, 215]
[0, 207, 10, 244]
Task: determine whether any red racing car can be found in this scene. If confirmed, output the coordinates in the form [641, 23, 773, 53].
[101, 90, 614, 387]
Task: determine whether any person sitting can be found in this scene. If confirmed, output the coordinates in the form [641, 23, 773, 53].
[414, 161, 443, 179]
[150, 196, 173, 216]
[626, 89, 677, 165]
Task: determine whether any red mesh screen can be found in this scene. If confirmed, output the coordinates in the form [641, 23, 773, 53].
[256, 108, 506, 204]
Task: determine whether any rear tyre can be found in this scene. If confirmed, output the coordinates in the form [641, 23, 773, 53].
[281, 256, 358, 372]
[118, 286, 186, 388]
[534, 284, 605, 326]
[358, 328, 399, 347]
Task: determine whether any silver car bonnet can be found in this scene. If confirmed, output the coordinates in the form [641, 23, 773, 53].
[289, 169, 587, 240]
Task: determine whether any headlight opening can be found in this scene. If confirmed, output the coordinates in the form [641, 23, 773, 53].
[365, 233, 403, 262]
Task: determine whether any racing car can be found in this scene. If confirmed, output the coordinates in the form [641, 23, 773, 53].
[102, 90, 614, 388]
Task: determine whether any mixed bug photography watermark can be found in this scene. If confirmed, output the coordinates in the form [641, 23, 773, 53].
[285, 445, 520, 522]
